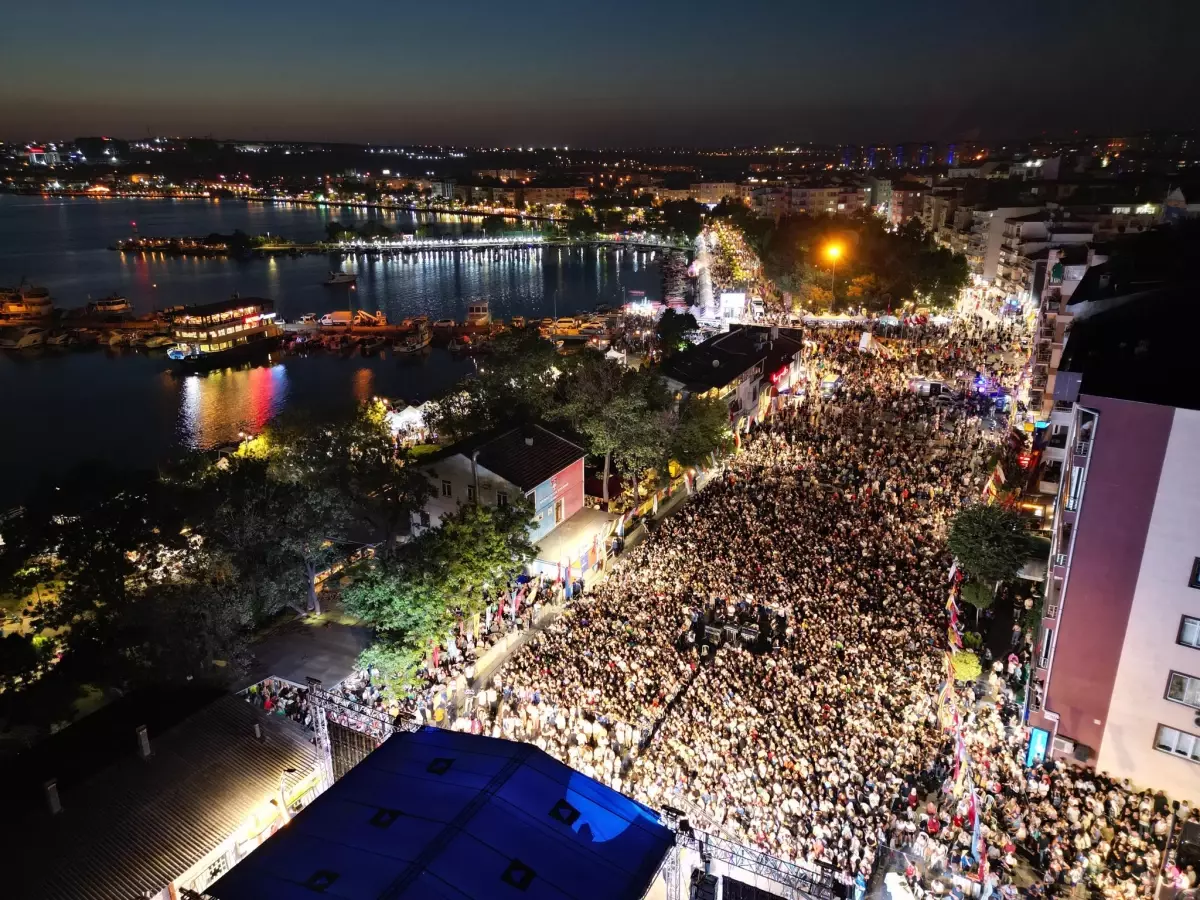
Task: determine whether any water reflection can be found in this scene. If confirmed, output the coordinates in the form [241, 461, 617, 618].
[177, 362, 290, 448]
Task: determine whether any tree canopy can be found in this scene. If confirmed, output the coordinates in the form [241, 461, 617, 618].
[948, 504, 1038, 584]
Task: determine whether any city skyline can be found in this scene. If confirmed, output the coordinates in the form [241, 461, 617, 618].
[4, 0, 1198, 147]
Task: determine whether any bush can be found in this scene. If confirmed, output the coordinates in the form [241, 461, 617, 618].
[951, 650, 982, 683]
[963, 631, 983, 650]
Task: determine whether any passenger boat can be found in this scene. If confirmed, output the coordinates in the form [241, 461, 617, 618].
[168, 295, 283, 370]
[0, 284, 55, 320]
[466, 299, 491, 327]
[87, 293, 132, 316]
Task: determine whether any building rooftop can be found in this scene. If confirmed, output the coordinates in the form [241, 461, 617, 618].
[426, 423, 586, 492]
[1058, 285, 1200, 412]
[662, 325, 804, 392]
[207, 727, 675, 900]
[11, 694, 319, 900]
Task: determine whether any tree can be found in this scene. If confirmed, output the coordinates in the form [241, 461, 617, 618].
[951, 650, 982, 683]
[430, 500, 536, 617]
[959, 581, 995, 624]
[948, 504, 1036, 584]
[670, 396, 732, 469]
[558, 351, 628, 502]
[661, 200, 703, 239]
[656, 309, 698, 357]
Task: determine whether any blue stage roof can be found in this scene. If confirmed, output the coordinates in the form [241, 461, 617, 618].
[207, 727, 674, 900]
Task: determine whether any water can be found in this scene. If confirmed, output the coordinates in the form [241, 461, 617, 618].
[0, 196, 662, 506]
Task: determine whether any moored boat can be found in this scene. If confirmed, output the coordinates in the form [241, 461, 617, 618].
[168, 295, 283, 370]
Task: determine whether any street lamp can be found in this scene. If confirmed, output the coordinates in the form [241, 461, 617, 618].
[824, 243, 844, 303]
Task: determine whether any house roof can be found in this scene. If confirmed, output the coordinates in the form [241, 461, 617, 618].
[206, 727, 675, 900]
[11, 694, 320, 900]
[662, 325, 804, 392]
[426, 423, 586, 492]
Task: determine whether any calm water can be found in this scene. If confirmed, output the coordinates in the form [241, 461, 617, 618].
[0, 196, 662, 506]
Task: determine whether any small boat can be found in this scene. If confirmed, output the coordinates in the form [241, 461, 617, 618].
[72, 328, 100, 346]
[325, 271, 357, 285]
[466, 299, 491, 327]
[145, 334, 175, 349]
[448, 334, 474, 353]
[88, 293, 132, 316]
[0, 327, 48, 349]
[360, 336, 388, 355]
[46, 331, 75, 348]
[511, 316, 526, 329]
[397, 325, 432, 354]
[108, 330, 131, 347]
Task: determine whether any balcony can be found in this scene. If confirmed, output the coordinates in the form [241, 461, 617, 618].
[1052, 552, 1068, 567]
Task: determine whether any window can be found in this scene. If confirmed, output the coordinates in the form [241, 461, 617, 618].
[1155, 724, 1200, 763]
[1190, 557, 1200, 589]
[554, 498, 565, 525]
[419, 511, 430, 528]
[497, 491, 509, 508]
[467, 484, 476, 502]
[1167, 671, 1200, 708]
[441, 479, 451, 497]
[1179, 616, 1200, 650]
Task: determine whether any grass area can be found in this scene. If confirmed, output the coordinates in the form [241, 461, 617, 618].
[409, 443, 440, 459]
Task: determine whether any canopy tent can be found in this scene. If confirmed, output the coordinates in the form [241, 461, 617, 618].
[206, 727, 674, 900]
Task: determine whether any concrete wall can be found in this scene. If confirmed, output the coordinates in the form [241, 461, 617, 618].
[529, 457, 585, 543]
[1098, 407, 1200, 795]
[1046, 396, 1174, 756]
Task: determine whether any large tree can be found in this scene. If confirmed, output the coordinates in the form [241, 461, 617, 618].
[670, 396, 733, 469]
[948, 504, 1037, 584]
[656, 309, 699, 357]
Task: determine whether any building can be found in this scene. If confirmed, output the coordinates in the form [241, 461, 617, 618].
[890, 185, 927, 227]
[689, 182, 739, 204]
[920, 189, 961, 234]
[520, 185, 590, 206]
[992, 213, 1095, 305]
[661, 325, 805, 433]
[412, 423, 585, 542]
[963, 206, 1045, 282]
[1026, 244, 1098, 420]
[1028, 287, 1200, 798]
[13, 695, 324, 900]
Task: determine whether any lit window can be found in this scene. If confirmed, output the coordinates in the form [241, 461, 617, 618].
[1180, 616, 1200, 650]
[1167, 672, 1200, 709]
[1155, 724, 1200, 763]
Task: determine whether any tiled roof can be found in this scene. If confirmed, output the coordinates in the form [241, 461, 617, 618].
[13, 695, 319, 900]
[426, 423, 586, 492]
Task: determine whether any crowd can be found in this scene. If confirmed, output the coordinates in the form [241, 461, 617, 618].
[247, 314, 1197, 900]
[459, 319, 1195, 900]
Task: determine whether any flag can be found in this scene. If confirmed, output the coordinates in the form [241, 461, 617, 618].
[653, 493, 659, 516]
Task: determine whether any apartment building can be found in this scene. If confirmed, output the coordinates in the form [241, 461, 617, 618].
[992, 213, 1094, 304]
[1028, 287, 1200, 798]
[1027, 245, 1096, 421]
[962, 206, 1045, 282]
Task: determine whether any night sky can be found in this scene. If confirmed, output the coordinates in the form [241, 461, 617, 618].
[4, 0, 1198, 146]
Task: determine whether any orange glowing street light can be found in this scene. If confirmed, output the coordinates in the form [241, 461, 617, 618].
[824, 242, 845, 300]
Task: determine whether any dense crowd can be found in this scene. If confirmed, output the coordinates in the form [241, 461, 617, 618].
[461, 317, 1194, 900]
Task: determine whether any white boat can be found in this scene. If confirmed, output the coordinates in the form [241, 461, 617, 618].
[397, 325, 432, 354]
[46, 331, 75, 347]
[0, 327, 48, 349]
[108, 331, 130, 347]
[324, 271, 357, 285]
[88, 293, 132, 316]
[448, 334, 476, 353]
[466, 299, 491, 327]
[144, 334, 175, 349]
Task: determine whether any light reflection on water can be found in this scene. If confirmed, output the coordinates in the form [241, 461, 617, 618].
[178, 362, 290, 449]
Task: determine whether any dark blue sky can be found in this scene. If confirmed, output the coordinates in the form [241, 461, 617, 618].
[4, 0, 1197, 146]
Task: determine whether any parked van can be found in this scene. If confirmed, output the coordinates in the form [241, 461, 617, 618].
[319, 311, 353, 327]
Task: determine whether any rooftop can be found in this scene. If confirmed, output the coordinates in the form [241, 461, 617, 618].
[207, 727, 675, 900]
[1058, 284, 1200, 412]
[662, 325, 804, 392]
[425, 423, 586, 492]
[11, 694, 319, 900]
[175, 295, 274, 319]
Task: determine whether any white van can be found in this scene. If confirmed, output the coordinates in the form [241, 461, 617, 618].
[319, 311, 353, 327]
